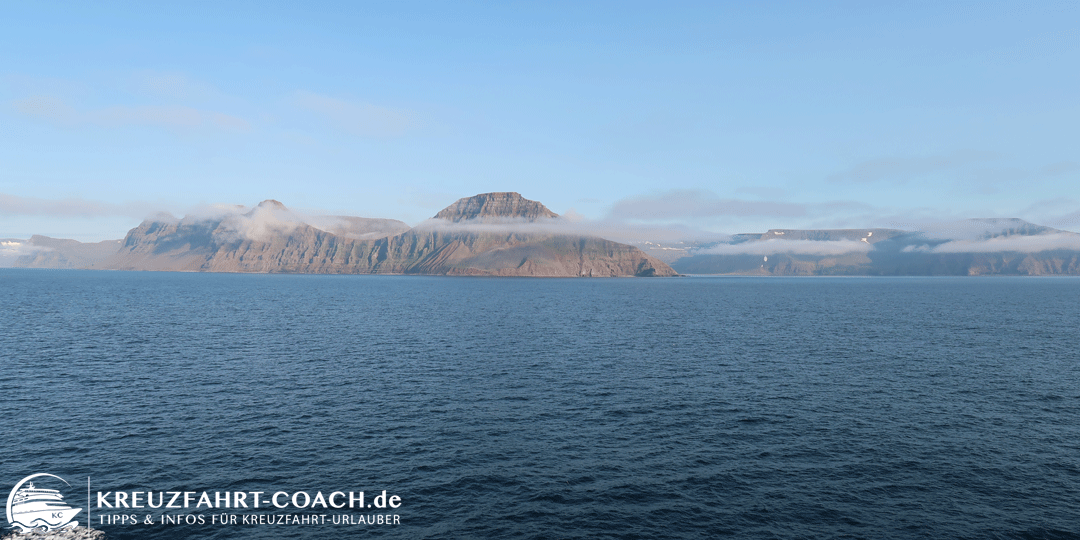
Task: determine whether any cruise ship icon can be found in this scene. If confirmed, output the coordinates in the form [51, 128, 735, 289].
[7, 477, 81, 532]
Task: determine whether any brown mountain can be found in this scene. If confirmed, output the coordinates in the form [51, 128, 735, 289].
[434, 192, 559, 222]
[365, 225, 673, 277]
[14, 201, 1079, 277]
[89, 193, 676, 277]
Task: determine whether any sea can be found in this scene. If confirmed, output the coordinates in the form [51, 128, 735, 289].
[1, 269, 1078, 540]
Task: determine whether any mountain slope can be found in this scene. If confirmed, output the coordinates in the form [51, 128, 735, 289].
[95, 194, 676, 277]
[433, 192, 559, 222]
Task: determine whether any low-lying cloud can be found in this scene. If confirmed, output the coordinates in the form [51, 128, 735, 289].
[167, 202, 409, 243]
[160, 203, 308, 243]
[413, 216, 728, 245]
[913, 218, 1047, 241]
[219, 206, 306, 242]
[696, 239, 872, 256]
[907, 233, 1080, 254]
[0, 240, 49, 267]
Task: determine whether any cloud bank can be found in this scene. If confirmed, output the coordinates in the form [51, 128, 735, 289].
[0, 240, 48, 266]
[696, 239, 872, 256]
[413, 216, 728, 245]
[12, 96, 249, 131]
[154, 203, 308, 243]
[907, 233, 1080, 254]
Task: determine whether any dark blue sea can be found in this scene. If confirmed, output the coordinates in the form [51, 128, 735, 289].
[1, 270, 1078, 539]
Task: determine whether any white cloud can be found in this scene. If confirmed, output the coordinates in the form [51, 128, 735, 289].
[695, 239, 872, 256]
[0, 240, 49, 267]
[923, 233, 1080, 253]
[412, 216, 727, 245]
[11, 96, 250, 131]
[219, 206, 305, 242]
[293, 91, 415, 137]
[166, 202, 306, 243]
[911, 218, 1049, 240]
[175, 201, 406, 243]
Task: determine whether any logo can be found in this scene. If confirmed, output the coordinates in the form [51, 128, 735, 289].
[6, 474, 81, 532]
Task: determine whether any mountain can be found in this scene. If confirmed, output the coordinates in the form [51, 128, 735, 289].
[672, 219, 1080, 275]
[83, 193, 676, 277]
[363, 224, 672, 277]
[371, 192, 672, 276]
[7, 236, 122, 269]
[434, 192, 559, 222]
[18, 196, 1075, 277]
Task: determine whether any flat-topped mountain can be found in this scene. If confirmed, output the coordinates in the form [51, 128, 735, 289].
[253, 199, 286, 211]
[729, 228, 906, 244]
[386, 193, 674, 276]
[672, 219, 1080, 276]
[433, 192, 559, 222]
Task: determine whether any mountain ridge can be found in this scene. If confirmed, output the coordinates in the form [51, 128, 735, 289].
[25, 193, 674, 277]
[670, 219, 1080, 275]
[10, 202, 1080, 276]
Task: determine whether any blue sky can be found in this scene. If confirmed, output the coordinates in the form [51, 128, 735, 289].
[2, 1, 1078, 241]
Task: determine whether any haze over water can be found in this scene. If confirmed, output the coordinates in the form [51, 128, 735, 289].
[2, 270, 1078, 539]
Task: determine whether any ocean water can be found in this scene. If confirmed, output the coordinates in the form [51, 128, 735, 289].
[1, 270, 1078, 539]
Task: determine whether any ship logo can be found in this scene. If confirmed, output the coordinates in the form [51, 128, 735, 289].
[5, 474, 81, 532]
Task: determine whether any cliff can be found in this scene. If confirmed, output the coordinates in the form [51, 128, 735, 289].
[672, 219, 1080, 276]
[364, 226, 672, 277]
[14, 205, 1079, 277]
[92, 194, 676, 277]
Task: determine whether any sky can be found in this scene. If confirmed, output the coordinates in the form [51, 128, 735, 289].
[1, 1, 1078, 241]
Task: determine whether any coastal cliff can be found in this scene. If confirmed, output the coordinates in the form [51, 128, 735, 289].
[15, 196, 1077, 277]
[85, 193, 676, 277]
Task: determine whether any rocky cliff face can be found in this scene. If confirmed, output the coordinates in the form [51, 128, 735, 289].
[433, 192, 559, 222]
[100, 217, 357, 273]
[15, 202, 1080, 277]
[93, 194, 676, 277]
[365, 228, 672, 276]
[369, 193, 673, 276]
